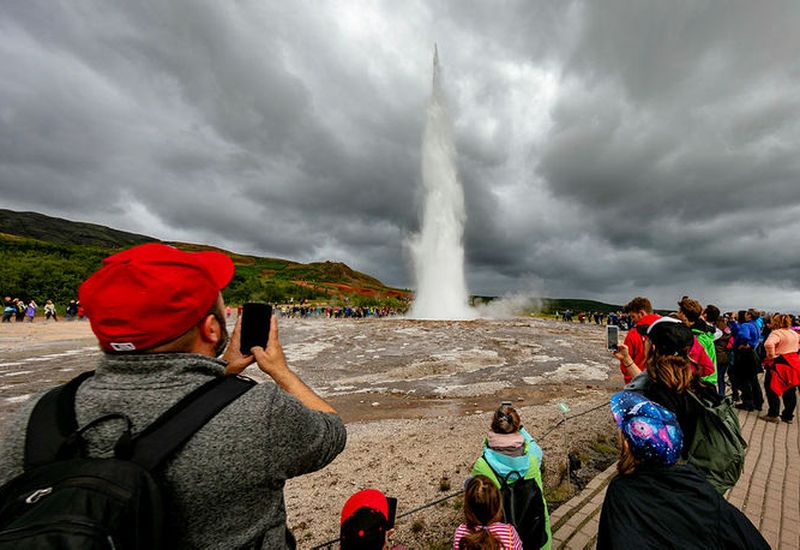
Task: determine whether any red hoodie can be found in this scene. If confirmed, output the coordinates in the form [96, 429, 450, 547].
[620, 313, 661, 383]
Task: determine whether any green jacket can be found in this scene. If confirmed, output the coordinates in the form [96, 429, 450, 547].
[693, 326, 718, 385]
[471, 441, 552, 550]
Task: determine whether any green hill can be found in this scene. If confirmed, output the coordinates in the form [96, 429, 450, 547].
[0, 210, 410, 310]
[0, 209, 156, 249]
[540, 297, 622, 313]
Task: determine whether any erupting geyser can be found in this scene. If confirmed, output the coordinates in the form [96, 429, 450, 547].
[409, 46, 475, 320]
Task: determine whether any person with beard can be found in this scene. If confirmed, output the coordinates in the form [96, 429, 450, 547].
[0, 244, 346, 549]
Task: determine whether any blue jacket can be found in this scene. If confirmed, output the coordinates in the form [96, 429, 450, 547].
[731, 320, 760, 348]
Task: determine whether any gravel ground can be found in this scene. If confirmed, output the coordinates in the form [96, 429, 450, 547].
[285, 393, 617, 548]
[0, 316, 624, 548]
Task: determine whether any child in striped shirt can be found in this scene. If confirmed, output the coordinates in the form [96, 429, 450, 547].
[453, 475, 523, 550]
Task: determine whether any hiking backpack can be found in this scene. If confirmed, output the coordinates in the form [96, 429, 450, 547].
[0, 371, 255, 549]
[484, 461, 547, 550]
[684, 391, 747, 495]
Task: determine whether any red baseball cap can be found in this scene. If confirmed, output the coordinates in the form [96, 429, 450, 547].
[340, 489, 389, 525]
[79, 243, 234, 352]
[340, 490, 390, 550]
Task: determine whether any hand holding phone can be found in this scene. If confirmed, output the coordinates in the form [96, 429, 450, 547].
[240, 303, 273, 355]
[606, 325, 619, 352]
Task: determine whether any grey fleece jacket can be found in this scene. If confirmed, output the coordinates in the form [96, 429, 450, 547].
[0, 353, 347, 549]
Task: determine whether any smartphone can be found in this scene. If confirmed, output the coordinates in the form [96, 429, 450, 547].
[386, 497, 397, 529]
[606, 325, 619, 352]
[240, 303, 272, 354]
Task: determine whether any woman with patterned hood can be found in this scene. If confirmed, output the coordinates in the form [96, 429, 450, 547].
[470, 404, 551, 550]
[597, 392, 767, 549]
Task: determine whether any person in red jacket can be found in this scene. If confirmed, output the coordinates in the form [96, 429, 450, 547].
[619, 297, 661, 384]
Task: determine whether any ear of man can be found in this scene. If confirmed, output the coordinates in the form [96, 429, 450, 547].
[198, 312, 222, 345]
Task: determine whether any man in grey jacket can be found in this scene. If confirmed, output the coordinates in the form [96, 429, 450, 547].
[0, 243, 346, 549]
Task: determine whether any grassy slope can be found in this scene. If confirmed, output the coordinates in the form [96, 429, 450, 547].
[539, 297, 622, 313]
[0, 210, 409, 307]
[0, 209, 156, 248]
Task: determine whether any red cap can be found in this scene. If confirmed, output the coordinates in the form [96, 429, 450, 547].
[79, 243, 234, 352]
[340, 489, 389, 525]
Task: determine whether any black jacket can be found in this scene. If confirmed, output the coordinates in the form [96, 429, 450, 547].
[597, 464, 768, 550]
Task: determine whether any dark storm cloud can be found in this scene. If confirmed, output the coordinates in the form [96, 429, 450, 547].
[531, 0, 800, 308]
[2, 1, 800, 310]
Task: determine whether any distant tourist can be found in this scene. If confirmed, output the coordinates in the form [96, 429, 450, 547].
[470, 404, 550, 549]
[2, 297, 14, 323]
[44, 299, 58, 321]
[597, 392, 767, 550]
[24, 299, 37, 322]
[454, 475, 523, 550]
[65, 299, 79, 320]
[14, 299, 25, 322]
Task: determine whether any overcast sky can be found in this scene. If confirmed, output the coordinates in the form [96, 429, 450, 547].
[2, 1, 799, 311]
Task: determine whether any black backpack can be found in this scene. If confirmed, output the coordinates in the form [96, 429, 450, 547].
[483, 459, 547, 550]
[0, 371, 254, 549]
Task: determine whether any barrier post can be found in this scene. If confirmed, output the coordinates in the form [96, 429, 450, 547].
[558, 401, 571, 482]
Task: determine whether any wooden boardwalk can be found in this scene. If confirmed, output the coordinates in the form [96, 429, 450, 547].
[549, 408, 800, 549]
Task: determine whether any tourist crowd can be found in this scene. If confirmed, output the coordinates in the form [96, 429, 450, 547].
[0, 245, 793, 549]
[277, 304, 405, 319]
[1, 296, 404, 324]
[2, 297, 84, 322]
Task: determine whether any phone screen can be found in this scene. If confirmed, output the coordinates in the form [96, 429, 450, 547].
[607, 325, 619, 351]
[240, 303, 272, 354]
[386, 497, 397, 529]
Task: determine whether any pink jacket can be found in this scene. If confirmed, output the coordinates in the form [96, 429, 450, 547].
[765, 329, 800, 359]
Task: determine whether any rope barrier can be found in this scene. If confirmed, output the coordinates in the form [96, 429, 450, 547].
[310, 398, 610, 549]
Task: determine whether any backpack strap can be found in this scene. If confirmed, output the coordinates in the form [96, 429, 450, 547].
[480, 453, 504, 486]
[24, 371, 255, 472]
[24, 371, 95, 469]
[480, 453, 522, 487]
[125, 375, 255, 471]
